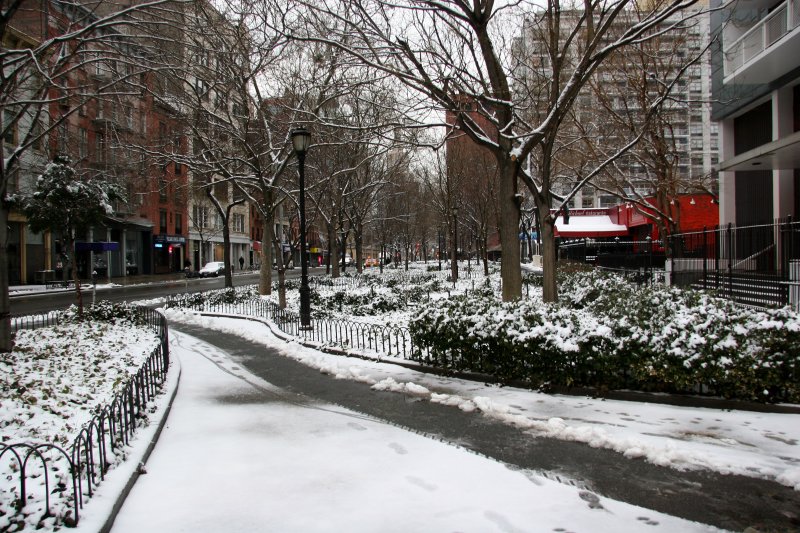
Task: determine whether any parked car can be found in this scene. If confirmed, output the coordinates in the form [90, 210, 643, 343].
[344, 254, 353, 266]
[199, 261, 226, 277]
[364, 258, 379, 267]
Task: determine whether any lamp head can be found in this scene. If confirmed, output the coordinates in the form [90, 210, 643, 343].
[291, 127, 311, 155]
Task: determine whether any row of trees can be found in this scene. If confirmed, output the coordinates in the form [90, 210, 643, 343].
[1, 0, 716, 350]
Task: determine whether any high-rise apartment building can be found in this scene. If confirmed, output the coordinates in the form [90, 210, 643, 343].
[513, 8, 718, 210]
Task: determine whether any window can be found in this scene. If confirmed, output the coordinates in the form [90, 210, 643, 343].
[174, 162, 182, 175]
[175, 213, 183, 234]
[159, 174, 167, 201]
[233, 213, 245, 233]
[95, 132, 105, 162]
[79, 128, 88, 159]
[2, 110, 16, 145]
[159, 210, 167, 233]
[57, 122, 68, 154]
[124, 106, 133, 130]
[193, 205, 208, 228]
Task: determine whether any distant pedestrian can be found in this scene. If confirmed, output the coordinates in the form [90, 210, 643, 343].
[239, 256, 245, 270]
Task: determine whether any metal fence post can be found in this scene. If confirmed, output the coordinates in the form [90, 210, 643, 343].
[727, 223, 733, 299]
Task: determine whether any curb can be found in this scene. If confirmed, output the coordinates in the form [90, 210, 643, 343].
[97, 357, 182, 533]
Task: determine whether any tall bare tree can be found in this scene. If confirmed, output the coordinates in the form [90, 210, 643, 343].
[283, 0, 704, 302]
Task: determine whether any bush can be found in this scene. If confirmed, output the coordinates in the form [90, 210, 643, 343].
[409, 271, 800, 402]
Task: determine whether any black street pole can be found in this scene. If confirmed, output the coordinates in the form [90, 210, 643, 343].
[292, 128, 312, 329]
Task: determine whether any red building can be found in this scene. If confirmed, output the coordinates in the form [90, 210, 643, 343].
[3, 0, 189, 281]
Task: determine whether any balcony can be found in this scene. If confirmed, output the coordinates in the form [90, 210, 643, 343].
[723, 0, 800, 84]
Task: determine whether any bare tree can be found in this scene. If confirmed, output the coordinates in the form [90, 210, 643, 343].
[283, 0, 704, 302]
[577, 7, 715, 250]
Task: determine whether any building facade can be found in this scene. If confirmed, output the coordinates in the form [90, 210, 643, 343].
[513, 8, 719, 211]
[2, 0, 190, 283]
[711, 0, 800, 225]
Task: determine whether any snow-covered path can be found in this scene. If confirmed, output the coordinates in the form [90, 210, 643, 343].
[109, 331, 720, 533]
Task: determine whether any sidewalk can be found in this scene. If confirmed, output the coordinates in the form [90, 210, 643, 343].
[9, 270, 257, 297]
[106, 328, 719, 533]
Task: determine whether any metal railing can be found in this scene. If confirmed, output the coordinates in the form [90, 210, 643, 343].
[558, 239, 667, 285]
[668, 218, 800, 309]
[164, 296, 415, 360]
[1, 306, 170, 530]
[723, 0, 799, 76]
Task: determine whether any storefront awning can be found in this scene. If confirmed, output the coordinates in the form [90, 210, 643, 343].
[554, 215, 629, 238]
[106, 216, 154, 229]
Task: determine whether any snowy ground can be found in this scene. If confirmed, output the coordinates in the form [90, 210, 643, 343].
[163, 311, 800, 492]
[104, 329, 721, 533]
[5, 264, 800, 532]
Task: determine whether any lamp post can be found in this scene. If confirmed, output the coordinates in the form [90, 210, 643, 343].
[291, 127, 312, 329]
[451, 205, 459, 282]
[438, 229, 442, 271]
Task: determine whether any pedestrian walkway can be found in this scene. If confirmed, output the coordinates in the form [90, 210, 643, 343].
[108, 321, 799, 533]
[107, 327, 723, 533]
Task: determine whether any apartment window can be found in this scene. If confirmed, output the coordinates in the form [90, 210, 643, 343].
[2, 110, 16, 145]
[95, 132, 105, 162]
[79, 128, 88, 159]
[57, 122, 68, 154]
[159, 210, 167, 233]
[124, 106, 133, 130]
[175, 213, 183, 234]
[193, 204, 208, 228]
[233, 214, 245, 233]
[174, 162, 182, 175]
[214, 213, 223, 230]
[159, 174, 167, 201]
[31, 119, 43, 150]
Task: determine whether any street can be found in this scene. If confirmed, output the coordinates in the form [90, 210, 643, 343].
[8, 267, 325, 316]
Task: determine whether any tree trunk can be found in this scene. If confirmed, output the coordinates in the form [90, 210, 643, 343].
[0, 206, 12, 351]
[278, 267, 286, 309]
[450, 221, 458, 282]
[68, 234, 83, 314]
[330, 224, 340, 278]
[540, 208, 558, 303]
[498, 160, 522, 301]
[222, 223, 233, 288]
[259, 215, 274, 295]
[355, 223, 363, 274]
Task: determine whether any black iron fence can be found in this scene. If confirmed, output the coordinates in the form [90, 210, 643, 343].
[668, 218, 800, 309]
[1, 306, 170, 530]
[559, 239, 667, 285]
[165, 296, 414, 360]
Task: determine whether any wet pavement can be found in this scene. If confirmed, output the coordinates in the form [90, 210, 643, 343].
[172, 321, 800, 533]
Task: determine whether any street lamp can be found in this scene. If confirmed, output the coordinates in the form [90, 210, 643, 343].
[451, 205, 459, 282]
[291, 127, 312, 329]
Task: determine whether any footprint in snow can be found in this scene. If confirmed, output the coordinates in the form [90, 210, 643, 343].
[348, 422, 367, 431]
[388, 442, 408, 455]
[579, 491, 604, 510]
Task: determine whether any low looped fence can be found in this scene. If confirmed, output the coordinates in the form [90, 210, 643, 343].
[164, 294, 414, 360]
[1, 306, 170, 530]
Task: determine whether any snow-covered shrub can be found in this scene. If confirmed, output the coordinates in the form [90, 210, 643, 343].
[409, 292, 615, 387]
[411, 269, 800, 402]
[61, 301, 147, 326]
[558, 270, 800, 401]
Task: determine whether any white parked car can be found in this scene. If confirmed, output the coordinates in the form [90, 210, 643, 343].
[199, 261, 226, 277]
